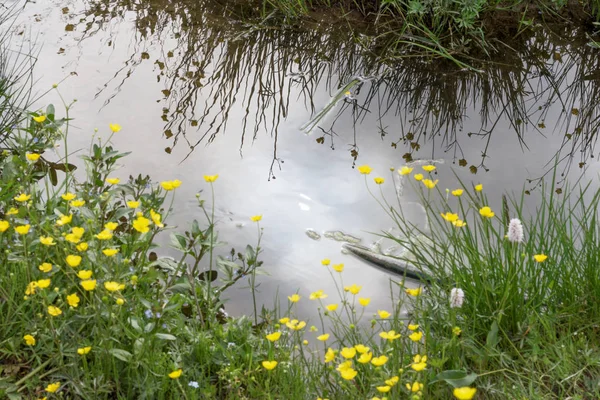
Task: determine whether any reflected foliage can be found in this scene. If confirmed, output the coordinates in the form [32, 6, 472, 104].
[72, 0, 600, 181]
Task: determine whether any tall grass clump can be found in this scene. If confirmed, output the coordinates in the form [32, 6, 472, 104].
[357, 162, 600, 398]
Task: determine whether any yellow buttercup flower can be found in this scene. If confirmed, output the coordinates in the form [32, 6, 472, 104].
[262, 361, 278, 370]
[453, 220, 467, 228]
[285, 319, 306, 331]
[24, 334, 36, 346]
[385, 376, 399, 386]
[133, 216, 151, 233]
[379, 330, 401, 341]
[413, 173, 423, 181]
[405, 287, 422, 296]
[408, 324, 419, 331]
[160, 180, 182, 190]
[14, 193, 30, 202]
[102, 248, 119, 257]
[406, 381, 424, 392]
[76, 242, 89, 252]
[339, 367, 357, 380]
[65, 234, 80, 244]
[168, 369, 182, 379]
[38, 263, 52, 273]
[116, 298, 125, 305]
[321, 258, 330, 266]
[95, 229, 113, 240]
[358, 297, 370, 306]
[26, 153, 41, 161]
[0, 220, 10, 232]
[325, 304, 338, 312]
[376, 386, 391, 393]
[354, 344, 369, 354]
[534, 254, 548, 263]
[104, 281, 125, 292]
[279, 317, 290, 324]
[374, 177, 385, 184]
[422, 179, 438, 189]
[344, 284, 362, 295]
[340, 347, 356, 359]
[452, 189, 464, 196]
[317, 334, 329, 341]
[357, 165, 373, 175]
[324, 348, 336, 363]
[15, 225, 30, 235]
[441, 212, 459, 222]
[56, 214, 73, 226]
[453, 326, 462, 336]
[109, 123, 121, 132]
[398, 166, 413, 175]
[45, 382, 60, 393]
[61, 192, 76, 201]
[6, 207, 18, 215]
[332, 263, 344, 272]
[250, 215, 262, 222]
[105, 177, 120, 185]
[70, 199, 86, 207]
[80, 279, 97, 291]
[77, 346, 92, 355]
[127, 200, 140, 208]
[39, 236, 56, 246]
[309, 325, 317, 332]
[411, 354, 427, 371]
[479, 206, 495, 218]
[409, 331, 423, 342]
[371, 355, 388, 366]
[33, 115, 47, 123]
[150, 210, 164, 228]
[266, 332, 281, 342]
[453, 387, 477, 400]
[475, 184, 483, 191]
[72, 226, 85, 237]
[422, 165, 436, 172]
[309, 290, 327, 300]
[104, 222, 118, 231]
[36, 279, 51, 289]
[288, 294, 300, 303]
[357, 352, 372, 364]
[66, 255, 82, 268]
[67, 293, 80, 308]
[377, 310, 391, 319]
[47, 305, 62, 317]
[203, 175, 219, 183]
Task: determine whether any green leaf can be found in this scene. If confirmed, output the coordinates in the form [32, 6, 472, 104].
[170, 233, 187, 251]
[128, 317, 141, 332]
[486, 320, 499, 349]
[109, 348, 133, 362]
[46, 104, 55, 118]
[431, 370, 478, 388]
[155, 333, 177, 341]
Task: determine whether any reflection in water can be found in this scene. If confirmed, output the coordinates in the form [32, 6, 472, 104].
[68, 0, 600, 183]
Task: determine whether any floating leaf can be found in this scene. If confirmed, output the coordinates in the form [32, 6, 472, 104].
[199, 270, 218, 282]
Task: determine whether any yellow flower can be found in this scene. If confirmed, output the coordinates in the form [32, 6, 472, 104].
[65, 234, 80, 244]
[406, 381, 424, 392]
[453, 387, 477, 400]
[67, 293, 80, 308]
[95, 229, 113, 240]
[409, 331, 423, 342]
[310, 325, 317, 332]
[371, 355, 388, 366]
[39, 236, 56, 246]
[279, 317, 290, 324]
[534, 254, 548, 263]
[358, 297, 370, 306]
[109, 123, 121, 132]
[168, 369, 182, 379]
[36, 279, 51, 289]
[339, 368, 357, 380]
[398, 166, 413, 175]
[441, 212, 459, 222]
[340, 347, 356, 359]
[376, 386, 391, 393]
[285, 319, 306, 331]
[102, 248, 119, 257]
[452, 189, 464, 196]
[105, 177, 120, 185]
[76, 242, 89, 252]
[408, 324, 419, 331]
[70, 199, 86, 207]
[24, 334, 36, 346]
[413, 173, 423, 181]
[344, 284, 362, 295]
[150, 210, 164, 228]
[61, 192, 76, 201]
[354, 344, 369, 354]
[104, 222, 118, 231]
[325, 304, 338, 311]
[45, 382, 60, 393]
[160, 180, 182, 190]
[379, 330, 401, 341]
[104, 281, 125, 292]
[38, 263, 52, 273]
[15, 225, 30, 235]
[475, 184, 483, 191]
[321, 258, 330, 266]
[33, 115, 47, 123]
[72, 227, 85, 237]
[324, 348, 336, 363]
[422, 165, 436, 172]
[26, 153, 41, 161]
[309, 290, 327, 300]
[203, 175, 219, 183]
[453, 326, 462, 336]
[385, 376, 399, 386]
[405, 287, 422, 296]
[80, 279, 97, 291]
[332, 263, 344, 272]
[66, 255, 82, 267]
[250, 215, 262, 222]
[357, 352, 372, 364]
[6, 207, 18, 215]
[411, 354, 427, 371]
[317, 334, 330, 341]
[77, 346, 92, 355]
[56, 214, 72, 226]
[288, 294, 300, 303]
[266, 332, 282, 342]
[479, 206, 495, 218]
[133, 216, 151, 233]
[452, 220, 467, 228]
[116, 298, 125, 305]
[0, 220, 9, 232]
[47, 305, 62, 317]
[127, 200, 140, 208]
[374, 177, 385, 184]
[262, 361, 277, 370]
[357, 165, 373, 175]
[377, 310, 391, 319]
[422, 179, 438, 189]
